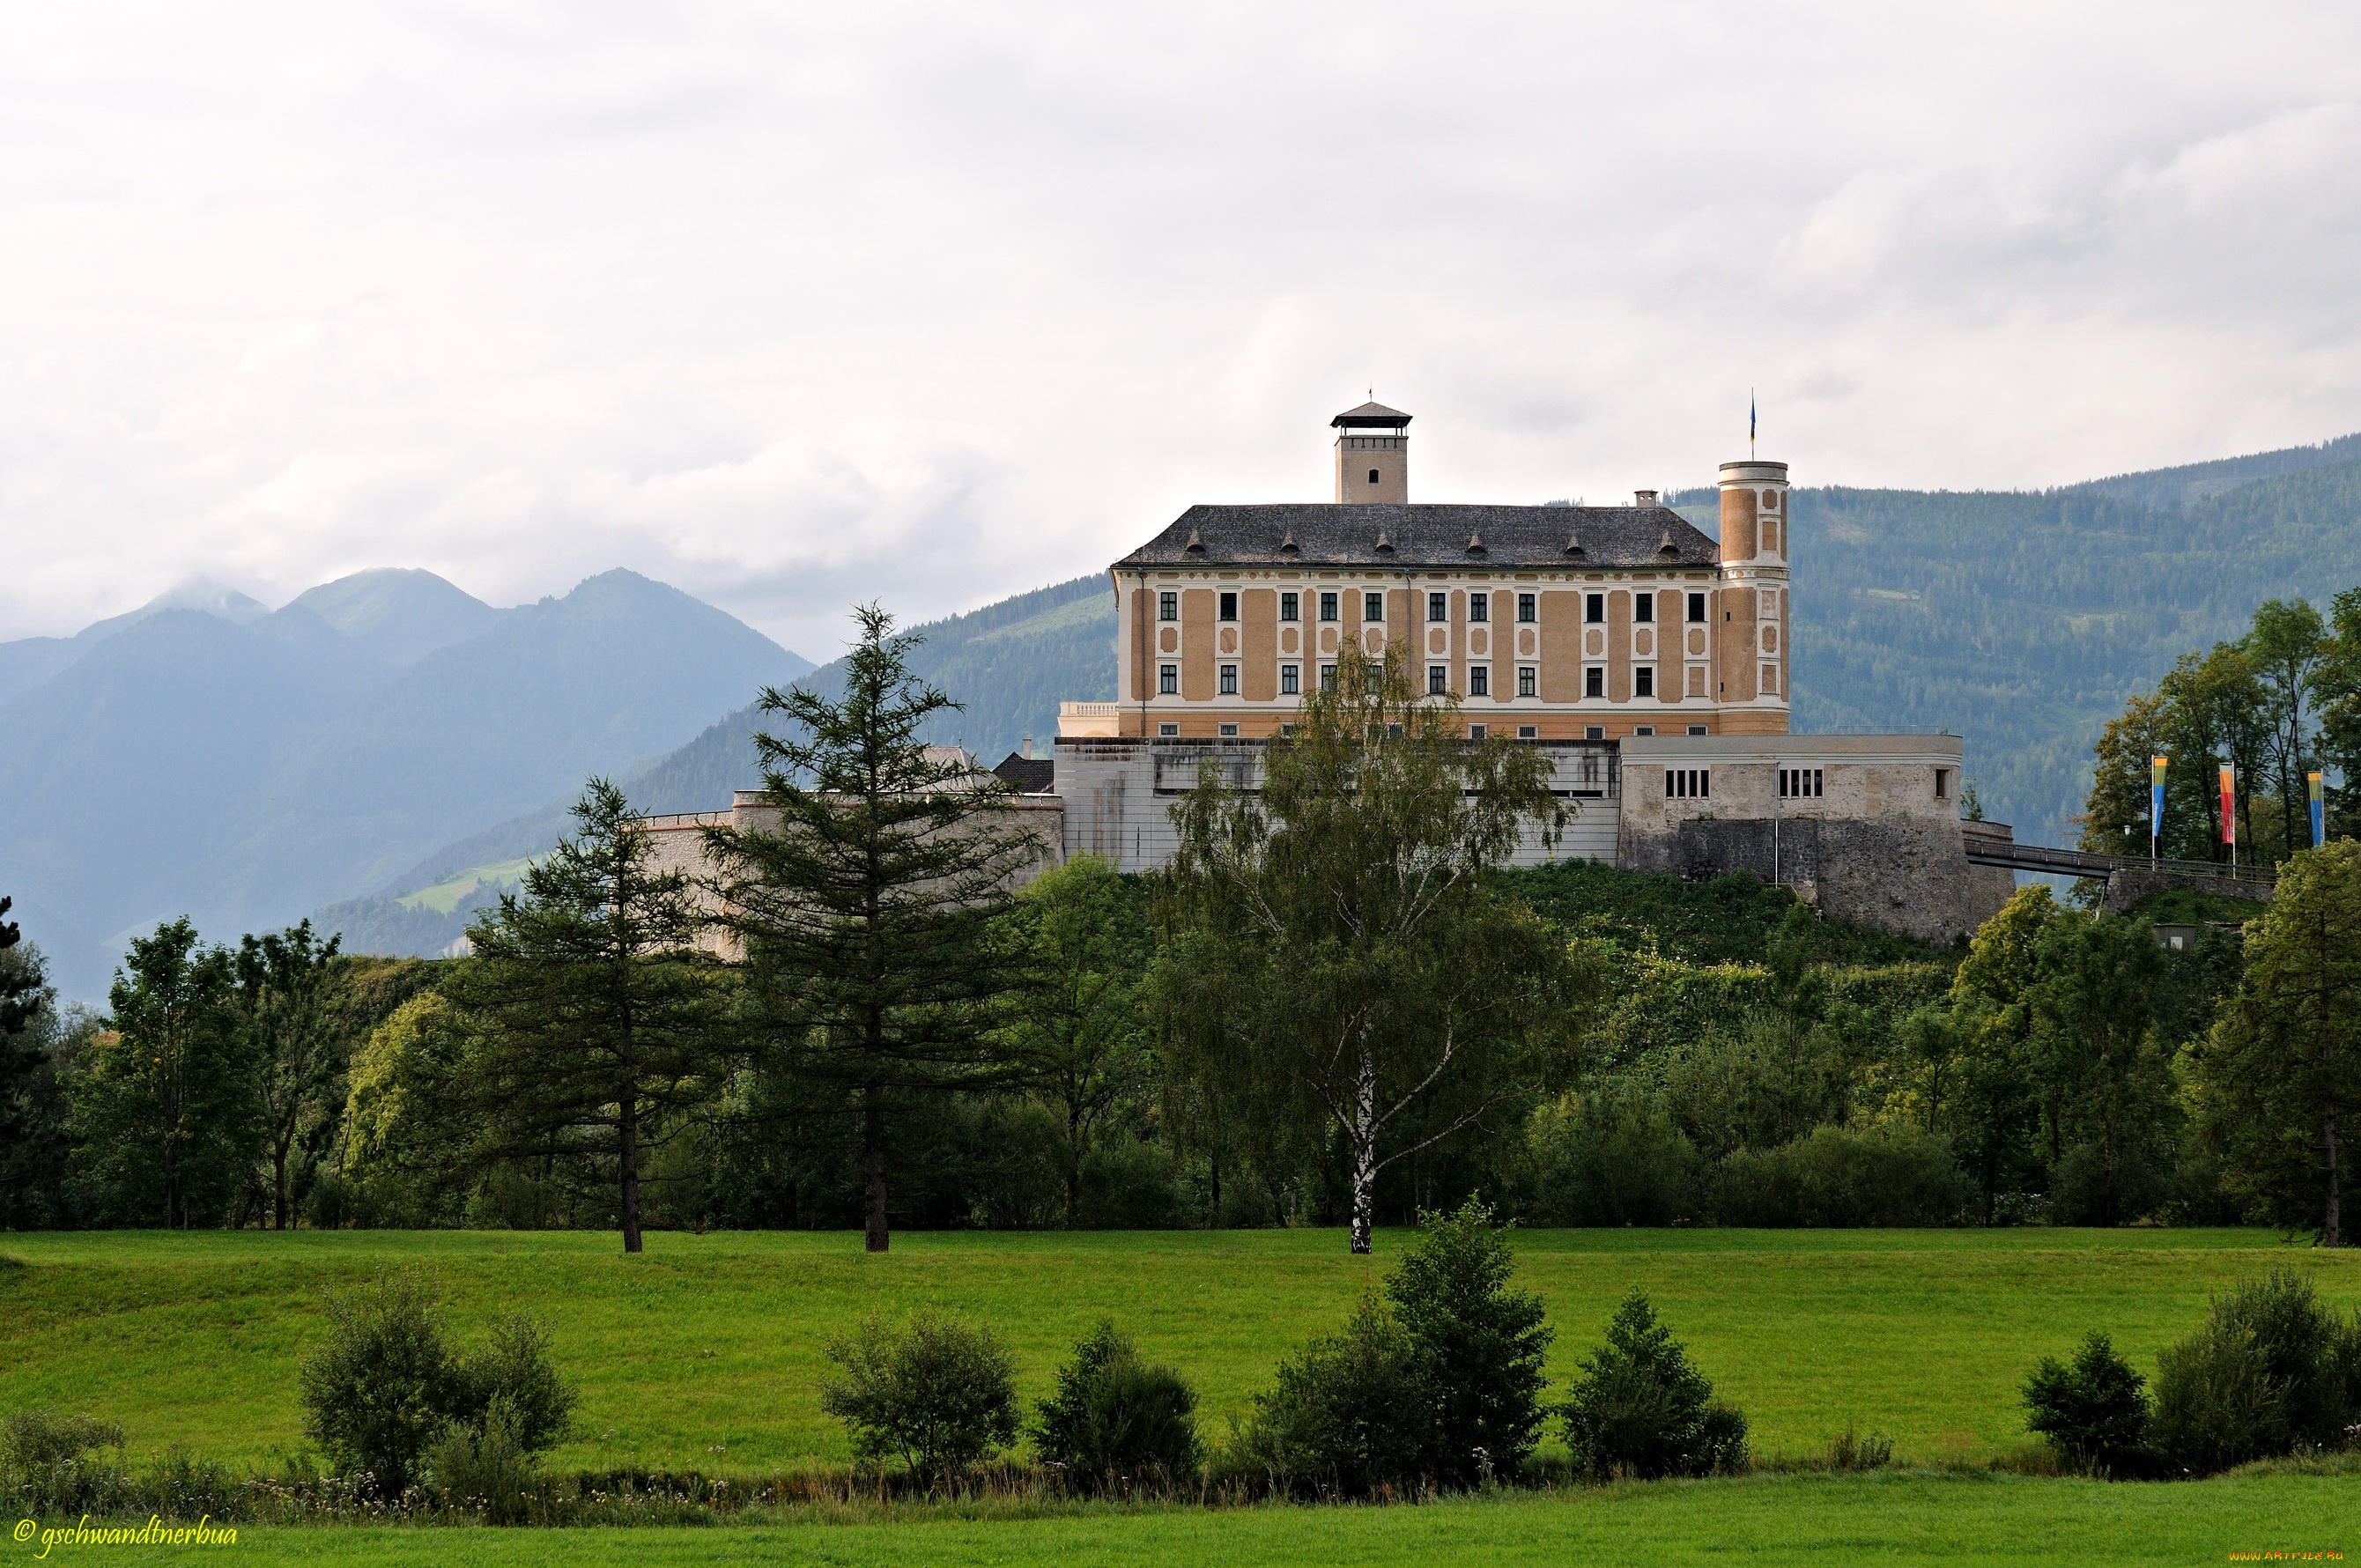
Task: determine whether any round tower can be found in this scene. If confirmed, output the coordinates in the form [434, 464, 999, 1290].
[1716, 459, 1790, 734]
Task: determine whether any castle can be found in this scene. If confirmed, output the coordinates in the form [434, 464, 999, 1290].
[647, 404, 2017, 944]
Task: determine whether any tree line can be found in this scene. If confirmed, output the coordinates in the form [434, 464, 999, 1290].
[4, 602, 2356, 1246]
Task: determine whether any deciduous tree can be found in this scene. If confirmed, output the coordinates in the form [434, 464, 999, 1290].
[235, 921, 345, 1230]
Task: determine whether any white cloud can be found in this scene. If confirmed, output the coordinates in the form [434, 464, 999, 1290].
[1, 1, 2359, 654]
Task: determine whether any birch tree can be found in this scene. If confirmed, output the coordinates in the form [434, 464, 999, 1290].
[1156, 648, 1573, 1254]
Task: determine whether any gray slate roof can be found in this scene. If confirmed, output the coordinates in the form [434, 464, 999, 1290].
[1112, 504, 1721, 571]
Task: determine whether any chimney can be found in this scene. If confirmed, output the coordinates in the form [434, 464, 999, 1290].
[1634, 489, 1659, 507]
[1022, 736, 1033, 759]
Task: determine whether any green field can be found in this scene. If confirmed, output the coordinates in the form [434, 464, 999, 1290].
[44, 1472, 2356, 1567]
[4, 1227, 2355, 1478]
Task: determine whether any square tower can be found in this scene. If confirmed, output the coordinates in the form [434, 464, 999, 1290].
[1333, 401, 1410, 503]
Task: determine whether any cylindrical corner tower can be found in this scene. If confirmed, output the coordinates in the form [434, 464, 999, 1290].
[1716, 459, 1791, 735]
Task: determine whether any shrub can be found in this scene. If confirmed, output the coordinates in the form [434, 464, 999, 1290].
[1519, 1091, 1703, 1226]
[819, 1309, 1020, 1484]
[2151, 1269, 2361, 1475]
[1227, 1293, 1436, 1497]
[1385, 1196, 1552, 1484]
[424, 1394, 541, 1524]
[1560, 1291, 1748, 1479]
[455, 1313, 576, 1455]
[1825, 1425, 1893, 1470]
[1712, 1125, 1972, 1227]
[1077, 1141, 1186, 1230]
[2022, 1331, 2150, 1472]
[1031, 1321, 1202, 1488]
[0, 1410, 126, 1516]
[298, 1272, 466, 1498]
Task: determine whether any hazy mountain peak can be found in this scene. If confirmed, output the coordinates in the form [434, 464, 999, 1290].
[285, 568, 500, 668]
[70, 575, 271, 646]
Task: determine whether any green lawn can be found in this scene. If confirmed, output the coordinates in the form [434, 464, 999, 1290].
[111, 1472, 2361, 1568]
[1, 1227, 2354, 1476]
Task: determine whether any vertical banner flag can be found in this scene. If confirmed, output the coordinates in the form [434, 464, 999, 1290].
[2150, 756, 2167, 858]
[2219, 766, 2237, 847]
[2312, 772, 2327, 848]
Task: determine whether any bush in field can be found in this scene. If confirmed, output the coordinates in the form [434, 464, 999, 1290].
[2022, 1331, 2150, 1473]
[423, 1394, 542, 1524]
[1032, 1321, 1201, 1488]
[299, 1272, 576, 1499]
[1385, 1197, 1552, 1484]
[1560, 1291, 1747, 1480]
[1227, 1293, 1437, 1497]
[0, 1410, 126, 1516]
[2151, 1270, 2361, 1475]
[819, 1310, 1020, 1484]
[1712, 1125, 1972, 1227]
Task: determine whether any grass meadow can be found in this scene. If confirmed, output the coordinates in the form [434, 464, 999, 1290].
[4, 1226, 2357, 1477]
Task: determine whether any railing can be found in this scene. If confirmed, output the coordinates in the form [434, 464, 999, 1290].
[1964, 834, 2277, 886]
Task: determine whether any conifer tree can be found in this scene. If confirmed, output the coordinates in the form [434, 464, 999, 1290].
[706, 604, 1044, 1253]
[455, 778, 731, 1253]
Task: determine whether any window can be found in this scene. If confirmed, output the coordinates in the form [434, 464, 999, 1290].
[1218, 591, 1238, 621]
[1634, 726, 1654, 736]
[1280, 591, 1299, 622]
[1158, 721, 1179, 736]
[1635, 595, 1654, 624]
[1687, 592, 1706, 623]
[1319, 591, 1339, 622]
[1367, 467, 1380, 484]
[1635, 667, 1654, 698]
[1469, 665, 1490, 697]
[1584, 593, 1604, 624]
[1664, 767, 1711, 799]
[1935, 768, 1950, 800]
[1281, 663, 1299, 695]
[1469, 593, 1490, 623]
[1780, 767, 1824, 799]
[1517, 725, 1537, 739]
[1584, 667, 1603, 698]
[1218, 664, 1238, 695]
[1469, 723, 1487, 739]
[1584, 725, 1604, 740]
[1158, 591, 1178, 621]
[1427, 664, 1448, 695]
[1158, 664, 1177, 694]
[1364, 591, 1385, 622]
[1687, 724, 1707, 736]
[1280, 722, 1299, 737]
[1218, 721, 1239, 737]
[1428, 591, 1447, 623]
[1518, 593, 1537, 624]
[1320, 664, 1337, 692]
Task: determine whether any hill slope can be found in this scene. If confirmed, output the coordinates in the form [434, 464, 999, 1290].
[0, 570, 812, 998]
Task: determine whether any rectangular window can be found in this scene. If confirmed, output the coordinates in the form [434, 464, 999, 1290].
[1158, 721, 1179, 736]
[1364, 591, 1386, 622]
[1583, 666, 1602, 698]
[1664, 768, 1711, 799]
[1158, 591, 1178, 622]
[1218, 664, 1238, 695]
[1158, 664, 1177, 695]
[1585, 725, 1604, 740]
[1469, 665, 1490, 697]
[1687, 592, 1706, 623]
[1584, 593, 1604, 624]
[1319, 591, 1339, 622]
[1935, 768, 1950, 800]
[1517, 725, 1537, 739]
[1280, 591, 1299, 622]
[1280, 663, 1299, 695]
[1428, 591, 1448, 623]
[1518, 592, 1537, 624]
[1427, 664, 1447, 695]
[1635, 666, 1654, 698]
[1218, 721, 1239, 737]
[1635, 725, 1655, 736]
[1469, 723, 1487, 739]
[1687, 724, 1707, 736]
[1469, 593, 1490, 624]
[1218, 591, 1238, 622]
[1280, 722, 1299, 737]
[1320, 663, 1337, 692]
[1779, 767, 1824, 799]
[1635, 595, 1654, 624]
[1519, 666, 1537, 698]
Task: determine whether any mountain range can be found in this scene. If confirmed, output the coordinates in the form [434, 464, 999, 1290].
[11, 430, 2361, 995]
[0, 568, 813, 999]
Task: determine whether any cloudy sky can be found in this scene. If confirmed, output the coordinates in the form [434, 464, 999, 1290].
[4, 2, 2359, 657]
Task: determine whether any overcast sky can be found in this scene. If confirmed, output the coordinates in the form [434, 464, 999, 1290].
[4, 2, 2359, 657]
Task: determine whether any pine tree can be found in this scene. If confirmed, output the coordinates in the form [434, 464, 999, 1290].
[455, 778, 733, 1253]
[706, 604, 1045, 1253]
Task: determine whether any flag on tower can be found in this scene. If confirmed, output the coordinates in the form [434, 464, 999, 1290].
[2311, 772, 2327, 847]
[1750, 393, 1757, 452]
[2218, 766, 2236, 846]
[2150, 756, 2166, 855]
